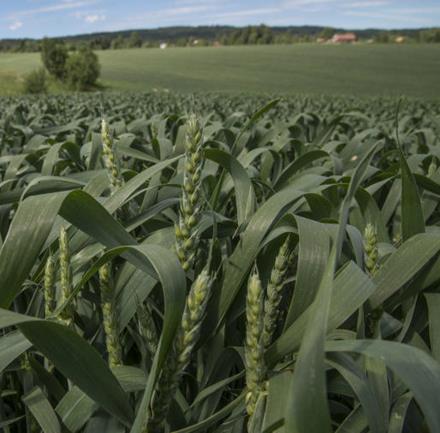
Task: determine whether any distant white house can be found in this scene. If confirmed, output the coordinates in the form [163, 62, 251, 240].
[160, 43, 168, 49]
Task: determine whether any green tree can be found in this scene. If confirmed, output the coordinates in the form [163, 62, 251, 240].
[23, 68, 48, 94]
[419, 28, 440, 43]
[90, 37, 111, 50]
[375, 32, 391, 43]
[175, 37, 188, 47]
[41, 38, 68, 80]
[128, 31, 142, 48]
[318, 27, 335, 40]
[65, 45, 100, 90]
[111, 35, 126, 49]
[259, 25, 273, 44]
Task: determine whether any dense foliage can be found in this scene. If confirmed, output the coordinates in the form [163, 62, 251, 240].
[0, 93, 440, 433]
[39, 40, 101, 91]
[65, 46, 101, 91]
[41, 38, 68, 81]
[22, 68, 48, 94]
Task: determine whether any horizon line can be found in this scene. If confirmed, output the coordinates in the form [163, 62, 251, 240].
[1, 23, 437, 41]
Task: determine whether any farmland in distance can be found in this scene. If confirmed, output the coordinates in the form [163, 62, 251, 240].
[0, 44, 440, 97]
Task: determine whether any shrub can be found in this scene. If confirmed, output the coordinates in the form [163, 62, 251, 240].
[65, 46, 100, 90]
[41, 38, 68, 80]
[22, 68, 48, 94]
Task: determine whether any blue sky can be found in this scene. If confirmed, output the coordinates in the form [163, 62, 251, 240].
[1, 0, 439, 39]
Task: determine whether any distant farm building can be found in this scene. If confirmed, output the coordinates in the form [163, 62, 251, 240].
[395, 36, 405, 44]
[332, 33, 357, 44]
[159, 43, 168, 49]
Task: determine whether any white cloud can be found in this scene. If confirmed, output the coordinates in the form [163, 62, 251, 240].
[209, 8, 282, 19]
[72, 9, 106, 23]
[10, 1, 99, 17]
[84, 14, 106, 23]
[173, 0, 223, 5]
[343, 10, 435, 24]
[9, 21, 23, 31]
[345, 1, 390, 7]
[283, 0, 339, 6]
[163, 5, 214, 16]
[134, 5, 216, 20]
[392, 7, 440, 15]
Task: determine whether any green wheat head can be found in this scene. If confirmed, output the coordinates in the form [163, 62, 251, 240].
[99, 262, 122, 368]
[58, 227, 74, 325]
[101, 118, 123, 192]
[245, 271, 266, 421]
[364, 223, 378, 276]
[44, 254, 56, 318]
[175, 115, 204, 271]
[147, 269, 211, 433]
[262, 235, 293, 349]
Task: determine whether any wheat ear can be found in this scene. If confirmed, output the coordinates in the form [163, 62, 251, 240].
[58, 227, 73, 325]
[101, 119, 123, 192]
[364, 223, 378, 276]
[262, 235, 292, 349]
[245, 272, 266, 421]
[44, 254, 56, 318]
[99, 262, 122, 368]
[137, 302, 158, 356]
[147, 270, 211, 433]
[175, 115, 204, 271]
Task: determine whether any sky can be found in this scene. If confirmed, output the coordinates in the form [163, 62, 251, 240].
[0, 0, 439, 39]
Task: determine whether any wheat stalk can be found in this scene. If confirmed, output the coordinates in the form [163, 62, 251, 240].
[428, 158, 437, 177]
[147, 270, 211, 433]
[58, 227, 74, 325]
[245, 271, 266, 422]
[44, 254, 56, 318]
[99, 262, 122, 368]
[137, 302, 158, 356]
[262, 235, 292, 349]
[175, 115, 204, 271]
[101, 118, 123, 192]
[364, 223, 378, 276]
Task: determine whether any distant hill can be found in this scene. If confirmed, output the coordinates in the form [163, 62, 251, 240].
[2, 25, 433, 42]
[1, 25, 438, 52]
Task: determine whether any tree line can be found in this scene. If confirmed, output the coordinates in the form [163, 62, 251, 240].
[3, 25, 440, 53]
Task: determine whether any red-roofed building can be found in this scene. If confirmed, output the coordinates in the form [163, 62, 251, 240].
[332, 33, 357, 43]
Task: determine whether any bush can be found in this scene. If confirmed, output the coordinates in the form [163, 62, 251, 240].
[23, 68, 48, 94]
[41, 38, 68, 80]
[65, 46, 100, 90]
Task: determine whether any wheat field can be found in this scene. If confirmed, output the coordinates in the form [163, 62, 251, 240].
[0, 92, 440, 432]
[1, 44, 440, 96]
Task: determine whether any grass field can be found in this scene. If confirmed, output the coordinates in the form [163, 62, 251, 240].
[0, 44, 440, 97]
